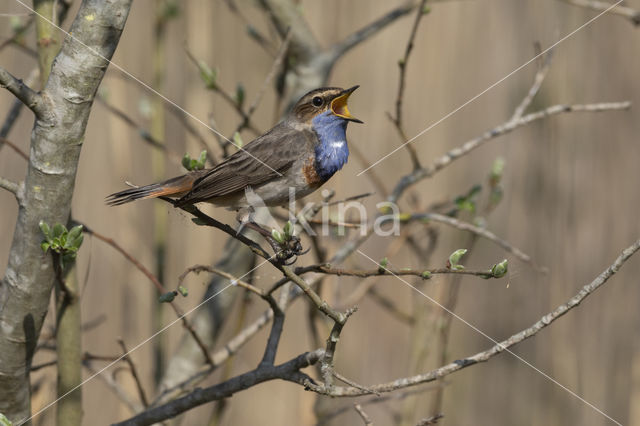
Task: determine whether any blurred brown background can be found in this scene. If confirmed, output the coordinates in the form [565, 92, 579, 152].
[1, 0, 640, 425]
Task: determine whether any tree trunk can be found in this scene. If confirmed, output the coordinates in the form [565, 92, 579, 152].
[0, 0, 132, 422]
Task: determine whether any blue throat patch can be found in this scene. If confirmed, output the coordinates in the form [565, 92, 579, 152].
[312, 111, 350, 181]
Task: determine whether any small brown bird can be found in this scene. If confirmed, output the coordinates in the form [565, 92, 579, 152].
[107, 86, 361, 209]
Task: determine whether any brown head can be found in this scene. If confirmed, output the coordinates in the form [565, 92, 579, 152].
[288, 86, 363, 125]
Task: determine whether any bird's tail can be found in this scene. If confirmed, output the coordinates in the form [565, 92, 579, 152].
[106, 172, 203, 206]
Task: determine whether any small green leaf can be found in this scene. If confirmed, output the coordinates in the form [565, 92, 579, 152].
[490, 259, 508, 278]
[39, 220, 51, 239]
[378, 257, 388, 273]
[177, 285, 189, 297]
[0, 412, 13, 426]
[158, 291, 177, 303]
[182, 152, 193, 170]
[52, 223, 66, 239]
[69, 233, 84, 250]
[448, 249, 467, 270]
[232, 132, 244, 149]
[67, 225, 83, 241]
[422, 5, 431, 14]
[271, 229, 284, 244]
[198, 60, 217, 89]
[490, 157, 505, 185]
[283, 221, 293, 238]
[195, 150, 207, 170]
[40, 241, 50, 253]
[235, 83, 245, 107]
[421, 271, 432, 280]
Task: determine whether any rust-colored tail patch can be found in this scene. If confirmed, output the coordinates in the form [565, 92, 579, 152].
[106, 173, 197, 206]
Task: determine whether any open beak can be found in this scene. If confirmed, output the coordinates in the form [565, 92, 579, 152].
[330, 85, 363, 123]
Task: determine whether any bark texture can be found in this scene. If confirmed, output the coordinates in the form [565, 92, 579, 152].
[0, 0, 132, 422]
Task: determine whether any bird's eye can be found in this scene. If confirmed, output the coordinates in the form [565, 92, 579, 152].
[312, 96, 323, 107]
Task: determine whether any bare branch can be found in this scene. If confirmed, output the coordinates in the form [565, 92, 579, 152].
[0, 67, 39, 147]
[183, 46, 262, 137]
[114, 349, 324, 425]
[0, 137, 29, 160]
[327, 1, 417, 60]
[389, 0, 428, 170]
[177, 263, 285, 368]
[294, 263, 500, 280]
[232, 29, 293, 135]
[178, 265, 263, 298]
[86, 364, 143, 415]
[80, 224, 214, 366]
[389, 101, 631, 203]
[305, 239, 640, 396]
[0, 15, 34, 52]
[408, 212, 545, 271]
[0, 67, 45, 116]
[0, 177, 20, 200]
[96, 97, 183, 166]
[354, 404, 373, 425]
[318, 384, 443, 425]
[511, 47, 552, 121]
[559, 0, 640, 26]
[117, 338, 149, 408]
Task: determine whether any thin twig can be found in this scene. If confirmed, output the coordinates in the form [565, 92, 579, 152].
[0, 177, 20, 199]
[389, 101, 631, 203]
[294, 264, 499, 279]
[0, 67, 39, 144]
[178, 264, 263, 296]
[0, 15, 34, 52]
[81, 224, 214, 365]
[159, 197, 273, 261]
[0, 66, 45, 116]
[317, 383, 444, 425]
[184, 46, 262, 136]
[354, 404, 373, 425]
[117, 338, 149, 408]
[96, 97, 182, 166]
[0, 137, 29, 160]
[334, 371, 380, 397]
[389, 0, 429, 170]
[221, 0, 277, 55]
[85, 363, 143, 414]
[511, 46, 552, 121]
[327, 1, 417, 60]
[232, 29, 292, 135]
[350, 143, 389, 198]
[177, 263, 285, 367]
[305, 239, 640, 396]
[407, 212, 546, 271]
[367, 287, 415, 325]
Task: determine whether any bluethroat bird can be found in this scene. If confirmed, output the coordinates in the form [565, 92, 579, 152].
[107, 86, 362, 209]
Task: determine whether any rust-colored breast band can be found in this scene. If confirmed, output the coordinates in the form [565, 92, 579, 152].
[303, 157, 323, 186]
